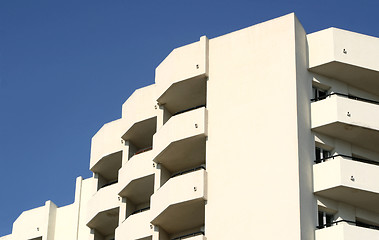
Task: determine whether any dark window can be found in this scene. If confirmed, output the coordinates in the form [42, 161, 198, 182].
[318, 211, 334, 228]
[312, 87, 328, 101]
[315, 147, 331, 163]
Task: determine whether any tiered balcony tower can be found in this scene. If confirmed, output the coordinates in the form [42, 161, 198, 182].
[2, 13, 379, 240]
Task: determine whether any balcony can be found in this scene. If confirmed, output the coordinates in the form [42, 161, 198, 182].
[155, 36, 208, 115]
[122, 117, 156, 159]
[90, 118, 124, 183]
[87, 183, 120, 236]
[314, 155, 379, 212]
[151, 169, 207, 235]
[308, 28, 379, 95]
[316, 221, 379, 240]
[311, 93, 379, 152]
[118, 152, 154, 219]
[115, 209, 152, 240]
[118, 149, 155, 197]
[153, 107, 207, 173]
[121, 84, 158, 161]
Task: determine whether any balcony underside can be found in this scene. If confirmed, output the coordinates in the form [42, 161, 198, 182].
[309, 61, 379, 95]
[316, 186, 379, 213]
[122, 117, 156, 149]
[87, 207, 119, 236]
[91, 151, 122, 181]
[157, 76, 206, 115]
[154, 136, 205, 173]
[151, 199, 205, 234]
[313, 122, 379, 153]
[119, 175, 154, 204]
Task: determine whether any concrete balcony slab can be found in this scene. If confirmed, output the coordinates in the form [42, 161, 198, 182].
[311, 94, 379, 152]
[314, 156, 379, 213]
[151, 169, 207, 234]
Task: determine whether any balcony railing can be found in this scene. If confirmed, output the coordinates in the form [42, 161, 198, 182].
[317, 220, 379, 231]
[171, 166, 206, 178]
[132, 146, 152, 157]
[172, 231, 205, 240]
[173, 104, 206, 117]
[311, 92, 379, 105]
[314, 154, 379, 166]
[99, 180, 118, 189]
[131, 207, 150, 215]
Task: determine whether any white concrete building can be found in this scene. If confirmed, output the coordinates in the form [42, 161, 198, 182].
[2, 13, 379, 240]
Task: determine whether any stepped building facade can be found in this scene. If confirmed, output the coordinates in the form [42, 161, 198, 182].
[3, 13, 379, 240]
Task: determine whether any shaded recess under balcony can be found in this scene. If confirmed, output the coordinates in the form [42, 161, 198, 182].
[87, 207, 119, 239]
[158, 76, 207, 116]
[122, 117, 156, 159]
[153, 107, 207, 174]
[151, 169, 207, 236]
[91, 151, 122, 189]
[311, 93, 379, 153]
[119, 174, 154, 219]
[313, 155, 379, 213]
[154, 199, 205, 238]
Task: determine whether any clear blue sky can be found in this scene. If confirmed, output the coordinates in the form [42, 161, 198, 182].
[1, 0, 378, 236]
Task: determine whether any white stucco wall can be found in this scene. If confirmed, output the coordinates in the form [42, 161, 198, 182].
[205, 13, 314, 240]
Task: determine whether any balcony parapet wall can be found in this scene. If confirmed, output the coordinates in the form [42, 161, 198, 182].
[90, 118, 125, 171]
[316, 223, 379, 240]
[314, 156, 379, 212]
[311, 94, 379, 152]
[308, 28, 379, 94]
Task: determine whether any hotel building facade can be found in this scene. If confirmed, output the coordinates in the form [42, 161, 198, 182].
[2, 13, 379, 240]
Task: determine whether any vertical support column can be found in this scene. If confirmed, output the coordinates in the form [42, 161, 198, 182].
[152, 226, 169, 240]
[45, 200, 57, 240]
[200, 35, 209, 78]
[154, 163, 171, 191]
[153, 163, 161, 192]
[156, 104, 172, 129]
[121, 141, 130, 166]
[74, 176, 83, 240]
[119, 197, 127, 225]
